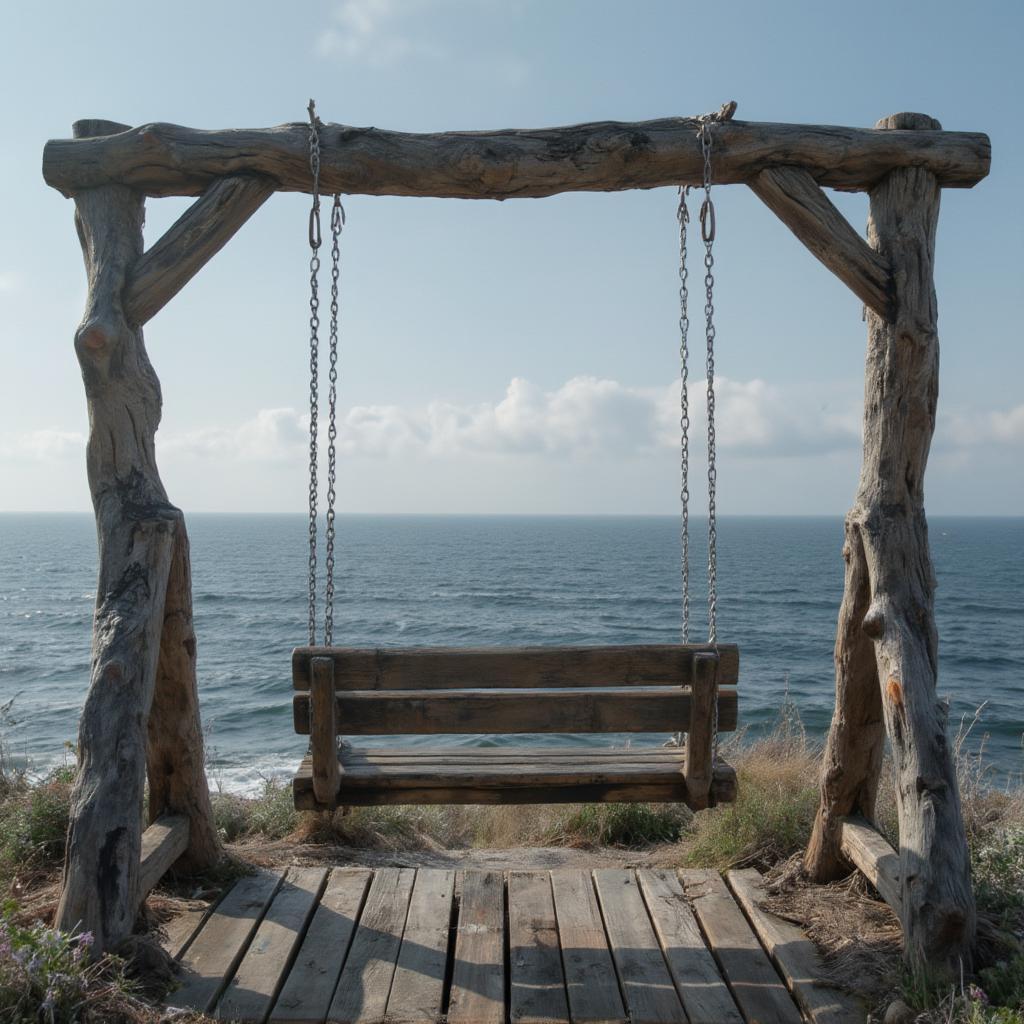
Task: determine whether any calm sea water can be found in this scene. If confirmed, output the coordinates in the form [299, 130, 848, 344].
[1, 514, 1021, 791]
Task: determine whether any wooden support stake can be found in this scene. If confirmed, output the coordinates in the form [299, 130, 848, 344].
[55, 119, 220, 954]
[310, 656, 340, 806]
[683, 652, 718, 810]
[749, 166, 892, 319]
[805, 113, 976, 975]
[125, 174, 274, 326]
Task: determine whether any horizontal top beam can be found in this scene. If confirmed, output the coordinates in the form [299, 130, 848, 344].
[43, 115, 990, 199]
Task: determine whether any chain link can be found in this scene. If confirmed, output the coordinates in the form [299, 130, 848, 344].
[698, 119, 718, 647]
[324, 194, 345, 646]
[307, 100, 322, 646]
[677, 186, 691, 645]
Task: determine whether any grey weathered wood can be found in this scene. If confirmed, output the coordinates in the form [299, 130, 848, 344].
[293, 644, 739, 690]
[43, 116, 991, 198]
[53, 119, 190, 954]
[592, 870, 685, 1024]
[682, 870, 802, 1024]
[683, 653, 718, 810]
[805, 113, 976, 975]
[385, 869, 455, 1024]
[125, 174, 274, 326]
[169, 869, 284, 1014]
[549, 871, 626, 1024]
[636, 870, 742, 1024]
[217, 866, 328, 1023]
[838, 815, 903, 914]
[146, 519, 220, 873]
[448, 872, 506, 1024]
[310, 656, 340, 806]
[508, 872, 569, 1024]
[292, 752, 738, 808]
[293, 687, 738, 735]
[160, 903, 211, 961]
[727, 869, 865, 1024]
[137, 814, 189, 900]
[327, 868, 416, 1024]
[270, 868, 372, 1024]
[749, 165, 893, 319]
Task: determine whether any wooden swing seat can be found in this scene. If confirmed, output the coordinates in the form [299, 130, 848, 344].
[291, 643, 739, 811]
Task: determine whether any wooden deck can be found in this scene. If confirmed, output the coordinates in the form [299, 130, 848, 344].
[162, 866, 863, 1024]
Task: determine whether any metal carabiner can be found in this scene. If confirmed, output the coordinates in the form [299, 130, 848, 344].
[309, 203, 322, 250]
[700, 197, 716, 243]
[331, 193, 345, 232]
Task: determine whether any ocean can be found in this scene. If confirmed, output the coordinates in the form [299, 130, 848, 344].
[1, 513, 1021, 791]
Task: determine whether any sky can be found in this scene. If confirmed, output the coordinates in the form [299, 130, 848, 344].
[1, 0, 1021, 515]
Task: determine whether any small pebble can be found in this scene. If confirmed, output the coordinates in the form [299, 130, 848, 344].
[883, 999, 914, 1024]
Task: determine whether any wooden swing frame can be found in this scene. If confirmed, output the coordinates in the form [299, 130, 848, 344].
[43, 108, 990, 975]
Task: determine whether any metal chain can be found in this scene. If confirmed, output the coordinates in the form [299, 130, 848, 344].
[677, 186, 691, 645]
[324, 193, 345, 646]
[698, 119, 718, 646]
[306, 100, 322, 646]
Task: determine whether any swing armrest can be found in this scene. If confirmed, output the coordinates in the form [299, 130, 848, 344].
[309, 656, 340, 806]
[683, 651, 719, 810]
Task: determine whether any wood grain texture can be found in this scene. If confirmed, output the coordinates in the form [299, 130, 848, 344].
[292, 752, 738, 809]
[385, 869, 455, 1024]
[727, 869, 865, 1024]
[170, 869, 283, 1014]
[592, 870, 684, 1024]
[54, 119, 182, 953]
[805, 113, 976, 975]
[137, 814, 189, 900]
[508, 872, 569, 1024]
[683, 653, 718, 810]
[549, 871, 626, 1024]
[448, 871, 506, 1024]
[146, 519, 219, 873]
[43, 117, 991, 198]
[310, 656, 340, 806]
[749, 165, 892, 318]
[293, 644, 739, 690]
[839, 816, 903, 914]
[293, 687, 738, 735]
[270, 868, 372, 1024]
[124, 174, 273, 326]
[327, 868, 416, 1024]
[681, 869, 801, 1024]
[216, 866, 328, 1023]
[636, 870, 742, 1024]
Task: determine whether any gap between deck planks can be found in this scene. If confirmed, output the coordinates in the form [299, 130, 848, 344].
[163, 865, 862, 1024]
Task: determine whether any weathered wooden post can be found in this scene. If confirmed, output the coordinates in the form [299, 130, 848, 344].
[55, 120, 220, 953]
[805, 113, 976, 974]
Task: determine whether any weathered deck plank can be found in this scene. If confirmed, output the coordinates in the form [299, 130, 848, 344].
[385, 869, 455, 1024]
[217, 867, 328, 1023]
[327, 868, 417, 1024]
[270, 868, 372, 1024]
[509, 871, 569, 1024]
[637, 870, 743, 1024]
[682, 869, 802, 1024]
[448, 871, 506, 1024]
[593, 869, 685, 1024]
[168, 868, 283, 1014]
[550, 871, 625, 1024]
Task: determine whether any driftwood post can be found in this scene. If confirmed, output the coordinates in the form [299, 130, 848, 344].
[56, 120, 219, 954]
[804, 114, 976, 973]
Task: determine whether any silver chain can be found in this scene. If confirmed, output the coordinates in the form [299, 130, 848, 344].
[677, 186, 691, 644]
[307, 100, 322, 646]
[324, 193, 345, 646]
[698, 118, 718, 646]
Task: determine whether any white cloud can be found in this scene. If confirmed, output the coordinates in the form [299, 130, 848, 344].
[0, 429, 85, 460]
[316, 0, 445, 66]
[937, 404, 1024, 448]
[0, 272, 23, 294]
[12, 388, 1021, 473]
